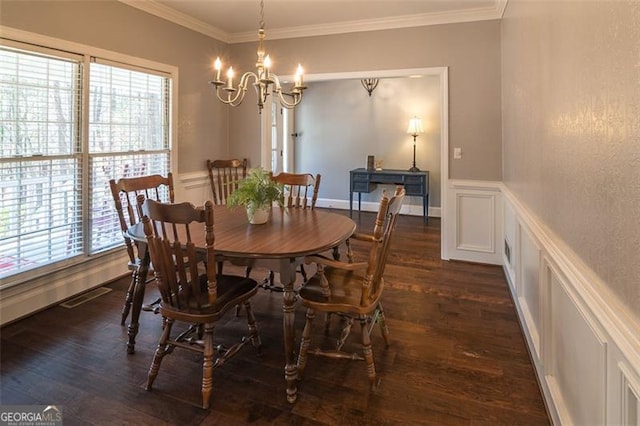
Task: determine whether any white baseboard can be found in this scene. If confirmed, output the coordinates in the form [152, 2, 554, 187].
[502, 184, 640, 425]
[316, 198, 441, 218]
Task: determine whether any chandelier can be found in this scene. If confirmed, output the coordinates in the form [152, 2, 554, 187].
[209, 0, 306, 113]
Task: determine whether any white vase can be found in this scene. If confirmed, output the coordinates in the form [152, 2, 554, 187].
[247, 206, 270, 224]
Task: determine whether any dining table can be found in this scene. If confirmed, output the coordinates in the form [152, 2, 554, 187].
[125, 204, 356, 403]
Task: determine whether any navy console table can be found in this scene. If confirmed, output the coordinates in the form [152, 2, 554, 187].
[349, 168, 429, 222]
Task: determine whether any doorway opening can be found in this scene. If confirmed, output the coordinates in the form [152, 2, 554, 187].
[260, 67, 449, 260]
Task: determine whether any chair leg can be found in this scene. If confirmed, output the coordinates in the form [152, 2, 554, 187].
[376, 303, 391, 347]
[297, 308, 315, 378]
[299, 264, 308, 283]
[360, 316, 379, 392]
[346, 238, 354, 263]
[145, 318, 174, 391]
[236, 266, 254, 316]
[336, 316, 354, 351]
[201, 323, 214, 409]
[243, 301, 262, 355]
[324, 312, 332, 335]
[120, 271, 136, 325]
[259, 270, 284, 292]
[331, 245, 341, 261]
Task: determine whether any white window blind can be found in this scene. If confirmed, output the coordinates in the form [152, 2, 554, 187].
[0, 42, 172, 282]
[88, 62, 171, 253]
[0, 46, 83, 278]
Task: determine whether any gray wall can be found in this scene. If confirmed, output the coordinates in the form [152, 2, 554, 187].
[228, 20, 502, 182]
[2, 2, 503, 202]
[502, 0, 640, 314]
[296, 77, 441, 208]
[0, 0, 230, 175]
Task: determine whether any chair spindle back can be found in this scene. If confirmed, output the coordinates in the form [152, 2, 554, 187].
[109, 174, 174, 264]
[271, 172, 321, 209]
[141, 199, 218, 311]
[207, 159, 247, 205]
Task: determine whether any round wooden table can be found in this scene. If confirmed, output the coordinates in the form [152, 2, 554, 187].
[126, 205, 356, 403]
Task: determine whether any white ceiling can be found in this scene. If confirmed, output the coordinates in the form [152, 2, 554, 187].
[120, 0, 507, 43]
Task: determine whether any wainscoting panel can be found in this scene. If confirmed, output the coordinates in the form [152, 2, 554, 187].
[548, 270, 607, 425]
[503, 199, 517, 291]
[518, 224, 541, 359]
[456, 193, 494, 252]
[618, 362, 640, 425]
[0, 251, 129, 325]
[445, 180, 503, 265]
[502, 184, 640, 426]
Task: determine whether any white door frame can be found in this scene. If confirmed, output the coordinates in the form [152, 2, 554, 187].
[261, 67, 449, 260]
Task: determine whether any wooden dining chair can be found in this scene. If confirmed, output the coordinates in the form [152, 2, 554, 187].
[109, 173, 174, 325]
[296, 186, 405, 392]
[206, 158, 247, 205]
[206, 158, 252, 282]
[259, 172, 321, 292]
[141, 198, 262, 409]
[272, 172, 321, 209]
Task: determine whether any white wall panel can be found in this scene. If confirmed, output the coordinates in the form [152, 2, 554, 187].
[503, 200, 516, 289]
[518, 225, 541, 358]
[445, 180, 503, 265]
[456, 193, 494, 252]
[619, 362, 640, 425]
[502, 184, 640, 426]
[548, 272, 606, 425]
[0, 251, 129, 325]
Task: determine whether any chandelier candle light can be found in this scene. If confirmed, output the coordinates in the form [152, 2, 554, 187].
[406, 116, 424, 172]
[209, 0, 306, 113]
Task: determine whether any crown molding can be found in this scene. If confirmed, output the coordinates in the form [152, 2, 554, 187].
[496, 0, 509, 18]
[230, 6, 503, 43]
[118, 0, 231, 43]
[119, 0, 505, 45]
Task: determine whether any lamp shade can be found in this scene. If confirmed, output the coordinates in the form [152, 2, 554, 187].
[406, 117, 424, 136]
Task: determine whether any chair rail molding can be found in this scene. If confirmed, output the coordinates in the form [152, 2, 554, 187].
[501, 183, 640, 426]
[178, 170, 210, 206]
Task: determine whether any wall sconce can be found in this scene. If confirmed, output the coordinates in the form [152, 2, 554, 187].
[361, 78, 379, 97]
[406, 116, 424, 172]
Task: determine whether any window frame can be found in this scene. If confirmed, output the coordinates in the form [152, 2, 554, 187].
[0, 26, 178, 288]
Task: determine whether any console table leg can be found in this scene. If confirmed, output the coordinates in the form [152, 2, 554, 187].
[349, 191, 353, 217]
[424, 195, 427, 223]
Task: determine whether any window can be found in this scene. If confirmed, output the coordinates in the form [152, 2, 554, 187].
[0, 41, 172, 282]
[88, 61, 170, 253]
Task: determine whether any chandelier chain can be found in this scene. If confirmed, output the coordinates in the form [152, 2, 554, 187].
[209, 0, 305, 112]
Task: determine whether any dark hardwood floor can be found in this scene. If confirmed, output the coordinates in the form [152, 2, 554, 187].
[0, 210, 550, 425]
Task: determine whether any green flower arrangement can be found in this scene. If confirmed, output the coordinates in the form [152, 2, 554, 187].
[227, 167, 284, 221]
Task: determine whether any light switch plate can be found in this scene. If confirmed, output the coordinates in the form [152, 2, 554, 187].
[454, 147, 462, 159]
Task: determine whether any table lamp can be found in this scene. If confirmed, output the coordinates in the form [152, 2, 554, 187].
[406, 116, 424, 172]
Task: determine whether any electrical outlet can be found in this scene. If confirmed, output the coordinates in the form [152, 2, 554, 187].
[453, 147, 462, 159]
